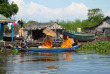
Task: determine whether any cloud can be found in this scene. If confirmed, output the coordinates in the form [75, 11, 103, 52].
[104, 10, 110, 16]
[10, 0, 89, 22]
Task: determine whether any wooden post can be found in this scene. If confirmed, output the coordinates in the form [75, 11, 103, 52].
[55, 29, 57, 41]
[0, 23, 1, 41]
[0, 23, 3, 41]
[12, 24, 14, 42]
[0, 23, 1, 34]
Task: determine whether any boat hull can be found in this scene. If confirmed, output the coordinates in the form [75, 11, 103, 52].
[19, 48, 73, 52]
[63, 31, 95, 42]
[14, 44, 80, 52]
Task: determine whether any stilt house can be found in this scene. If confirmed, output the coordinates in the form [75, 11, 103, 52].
[24, 22, 64, 42]
[85, 16, 110, 36]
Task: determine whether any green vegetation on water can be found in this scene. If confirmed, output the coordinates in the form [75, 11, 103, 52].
[78, 41, 110, 54]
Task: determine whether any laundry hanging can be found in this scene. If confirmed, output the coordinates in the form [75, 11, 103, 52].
[7, 23, 12, 30]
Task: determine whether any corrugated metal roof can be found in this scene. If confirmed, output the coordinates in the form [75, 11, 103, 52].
[0, 14, 15, 23]
[24, 22, 63, 30]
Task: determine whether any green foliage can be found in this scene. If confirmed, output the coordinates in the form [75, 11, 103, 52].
[0, 48, 3, 53]
[0, 0, 8, 3]
[56, 19, 98, 32]
[0, 45, 7, 54]
[12, 46, 20, 54]
[0, 0, 19, 18]
[88, 8, 104, 23]
[4, 25, 11, 34]
[10, 2, 19, 15]
[12, 49, 19, 54]
[78, 41, 110, 54]
[57, 19, 82, 31]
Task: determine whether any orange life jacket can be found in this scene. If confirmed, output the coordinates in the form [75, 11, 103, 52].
[61, 38, 73, 48]
[44, 39, 52, 48]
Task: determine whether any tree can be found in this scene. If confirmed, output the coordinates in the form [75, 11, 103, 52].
[88, 8, 104, 23]
[0, 0, 19, 18]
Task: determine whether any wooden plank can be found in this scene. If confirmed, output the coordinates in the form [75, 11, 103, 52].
[2, 41, 63, 48]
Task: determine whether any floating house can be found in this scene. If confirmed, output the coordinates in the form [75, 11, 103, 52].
[24, 22, 64, 42]
[85, 16, 110, 36]
[0, 14, 15, 41]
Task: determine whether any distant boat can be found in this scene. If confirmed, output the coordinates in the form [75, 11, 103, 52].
[63, 30, 95, 42]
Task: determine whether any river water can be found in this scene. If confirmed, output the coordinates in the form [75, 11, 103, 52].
[0, 51, 110, 74]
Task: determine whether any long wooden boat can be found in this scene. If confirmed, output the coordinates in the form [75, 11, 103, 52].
[15, 45, 80, 52]
[63, 30, 95, 42]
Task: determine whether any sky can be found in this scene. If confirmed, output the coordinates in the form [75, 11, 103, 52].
[9, 0, 110, 22]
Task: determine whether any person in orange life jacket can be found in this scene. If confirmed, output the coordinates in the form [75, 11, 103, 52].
[38, 36, 52, 48]
[61, 36, 74, 48]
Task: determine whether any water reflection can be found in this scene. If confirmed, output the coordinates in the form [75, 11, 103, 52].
[4, 52, 73, 74]
[0, 51, 110, 74]
[44, 66, 58, 69]
[62, 52, 72, 61]
[9, 52, 73, 63]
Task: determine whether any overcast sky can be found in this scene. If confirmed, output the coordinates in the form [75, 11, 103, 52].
[9, 0, 110, 22]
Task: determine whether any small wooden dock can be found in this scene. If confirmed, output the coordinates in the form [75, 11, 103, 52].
[0, 41, 63, 48]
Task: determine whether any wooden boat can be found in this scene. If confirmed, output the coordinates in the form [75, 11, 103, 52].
[15, 45, 80, 52]
[63, 30, 95, 42]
